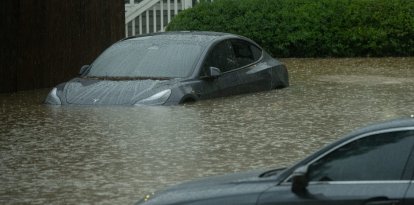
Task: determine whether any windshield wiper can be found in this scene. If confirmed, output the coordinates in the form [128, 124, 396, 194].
[82, 76, 171, 81]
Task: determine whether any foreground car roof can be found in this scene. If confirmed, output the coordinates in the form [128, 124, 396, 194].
[340, 118, 414, 140]
[286, 117, 414, 172]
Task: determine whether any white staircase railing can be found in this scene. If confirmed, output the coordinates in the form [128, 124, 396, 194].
[125, 0, 213, 37]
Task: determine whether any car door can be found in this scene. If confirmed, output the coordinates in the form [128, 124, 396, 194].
[198, 40, 240, 98]
[229, 39, 273, 94]
[258, 130, 414, 205]
[399, 155, 414, 204]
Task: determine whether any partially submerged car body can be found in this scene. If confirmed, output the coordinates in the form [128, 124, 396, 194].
[45, 31, 289, 106]
[136, 118, 414, 205]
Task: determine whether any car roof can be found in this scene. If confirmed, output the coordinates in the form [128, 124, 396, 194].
[341, 117, 414, 140]
[124, 31, 238, 43]
[316, 117, 414, 156]
[125, 31, 237, 39]
[278, 117, 414, 182]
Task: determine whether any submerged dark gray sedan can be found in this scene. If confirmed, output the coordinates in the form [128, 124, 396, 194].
[136, 118, 414, 204]
[44, 31, 288, 105]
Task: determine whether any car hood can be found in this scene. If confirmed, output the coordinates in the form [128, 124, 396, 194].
[61, 78, 177, 105]
[138, 168, 285, 205]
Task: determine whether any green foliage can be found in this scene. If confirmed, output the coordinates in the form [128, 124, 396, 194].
[167, 0, 414, 57]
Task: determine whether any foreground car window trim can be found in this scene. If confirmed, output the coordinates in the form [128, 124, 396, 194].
[281, 180, 412, 186]
[282, 126, 414, 184]
[311, 180, 412, 185]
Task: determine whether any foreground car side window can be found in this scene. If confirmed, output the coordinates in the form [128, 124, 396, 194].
[308, 130, 414, 181]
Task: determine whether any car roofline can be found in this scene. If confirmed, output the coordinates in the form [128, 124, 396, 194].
[307, 117, 414, 161]
[276, 117, 414, 183]
[121, 31, 264, 57]
[339, 117, 414, 140]
[121, 31, 239, 41]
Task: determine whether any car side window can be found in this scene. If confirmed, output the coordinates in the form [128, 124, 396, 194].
[308, 130, 414, 181]
[250, 44, 262, 61]
[202, 40, 237, 74]
[230, 39, 262, 68]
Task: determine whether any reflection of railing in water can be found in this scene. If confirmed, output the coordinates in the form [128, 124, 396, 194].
[125, 0, 213, 37]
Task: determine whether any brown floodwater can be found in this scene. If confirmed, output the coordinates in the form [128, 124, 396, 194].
[0, 58, 413, 204]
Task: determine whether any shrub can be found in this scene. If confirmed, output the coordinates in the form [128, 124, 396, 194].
[167, 0, 414, 57]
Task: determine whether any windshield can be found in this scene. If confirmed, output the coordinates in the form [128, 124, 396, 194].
[86, 37, 204, 78]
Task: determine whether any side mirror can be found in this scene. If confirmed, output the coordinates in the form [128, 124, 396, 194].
[79, 65, 90, 76]
[205, 67, 221, 79]
[291, 166, 309, 194]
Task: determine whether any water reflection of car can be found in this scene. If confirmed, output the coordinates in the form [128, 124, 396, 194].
[44, 31, 289, 106]
[136, 118, 414, 205]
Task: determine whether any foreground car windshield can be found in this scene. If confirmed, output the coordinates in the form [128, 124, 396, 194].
[86, 37, 203, 78]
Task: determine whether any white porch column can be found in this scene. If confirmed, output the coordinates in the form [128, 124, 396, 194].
[167, 0, 171, 23]
[132, 19, 136, 36]
[125, 23, 129, 37]
[139, 15, 143, 34]
[184, 0, 192, 9]
[146, 10, 150, 33]
[174, 0, 178, 15]
[153, 6, 157, 32]
[160, 0, 164, 31]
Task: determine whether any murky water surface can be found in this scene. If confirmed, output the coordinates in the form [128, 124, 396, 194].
[1, 58, 413, 204]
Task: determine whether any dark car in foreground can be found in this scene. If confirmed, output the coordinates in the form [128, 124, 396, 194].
[44, 31, 288, 106]
[136, 118, 414, 205]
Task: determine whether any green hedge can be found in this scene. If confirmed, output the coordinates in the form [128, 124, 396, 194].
[167, 0, 414, 57]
